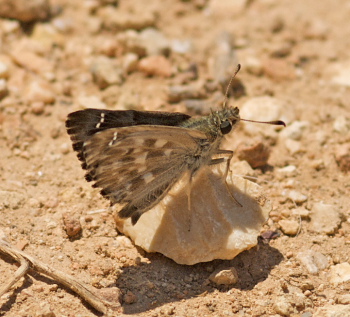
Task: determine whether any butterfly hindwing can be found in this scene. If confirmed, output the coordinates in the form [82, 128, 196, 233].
[80, 125, 210, 224]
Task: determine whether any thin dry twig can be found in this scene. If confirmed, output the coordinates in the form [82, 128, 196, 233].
[0, 234, 119, 314]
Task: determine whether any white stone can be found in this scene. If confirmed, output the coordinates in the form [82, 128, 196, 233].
[209, 267, 238, 285]
[333, 116, 350, 134]
[90, 56, 123, 89]
[240, 97, 294, 139]
[296, 250, 329, 274]
[273, 296, 293, 316]
[244, 56, 263, 76]
[331, 62, 350, 87]
[0, 62, 9, 78]
[139, 28, 170, 56]
[277, 165, 296, 174]
[279, 121, 309, 141]
[310, 203, 341, 235]
[171, 39, 192, 54]
[114, 163, 272, 265]
[329, 263, 350, 285]
[77, 95, 107, 109]
[285, 190, 308, 204]
[122, 53, 138, 74]
[292, 208, 310, 218]
[24, 80, 55, 104]
[284, 139, 302, 155]
[278, 219, 299, 236]
[0, 79, 7, 98]
[314, 304, 350, 317]
[230, 160, 256, 178]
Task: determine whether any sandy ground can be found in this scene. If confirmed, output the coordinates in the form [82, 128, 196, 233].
[0, 0, 350, 316]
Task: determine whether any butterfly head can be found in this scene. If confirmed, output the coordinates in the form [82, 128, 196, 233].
[214, 106, 240, 136]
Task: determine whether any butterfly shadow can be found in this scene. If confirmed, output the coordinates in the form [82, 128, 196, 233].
[116, 166, 284, 314]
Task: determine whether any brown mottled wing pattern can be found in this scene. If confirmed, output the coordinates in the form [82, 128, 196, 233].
[66, 108, 191, 165]
[67, 112, 210, 224]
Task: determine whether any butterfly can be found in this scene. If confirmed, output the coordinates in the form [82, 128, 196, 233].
[65, 65, 285, 225]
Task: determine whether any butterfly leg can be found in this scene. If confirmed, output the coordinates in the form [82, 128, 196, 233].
[186, 172, 194, 232]
[209, 150, 243, 207]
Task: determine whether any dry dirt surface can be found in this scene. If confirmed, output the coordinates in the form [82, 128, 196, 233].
[1, 0, 350, 316]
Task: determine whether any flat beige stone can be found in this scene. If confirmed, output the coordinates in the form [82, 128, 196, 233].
[114, 162, 272, 265]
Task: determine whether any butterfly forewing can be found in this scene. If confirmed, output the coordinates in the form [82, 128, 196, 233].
[66, 108, 191, 165]
[77, 125, 211, 224]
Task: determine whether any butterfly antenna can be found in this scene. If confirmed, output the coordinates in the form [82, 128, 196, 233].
[241, 118, 286, 126]
[222, 64, 241, 109]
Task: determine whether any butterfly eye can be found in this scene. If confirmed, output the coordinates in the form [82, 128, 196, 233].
[220, 120, 232, 134]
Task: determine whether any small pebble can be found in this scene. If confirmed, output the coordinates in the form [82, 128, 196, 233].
[277, 165, 297, 174]
[168, 84, 206, 103]
[0, 61, 9, 78]
[304, 20, 329, 40]
[30, 102, 45, 115]
[98, 5, 156, 31]
[296, 250, 328, 274]
[62, 212, 82, 238]
[240, 96, 293, 139]
[291, 208, 310, 219]
[60, 143, 70, 155]
[310, 159, 325, 171]
[139, 27, 170, 56]
[334, 144, 350, 172]
[0, 0, 51, 22]
[336, 294, 350, 304]
[279, 219, 299, 236]
[209, 267, 239, 285]
[236, 142, 271, 168]
[11, 49, 53, 74]
[36, 302, 55, 317]
[329, 262, 350, 285]
[25, 81, 55, 104]
[230, 160, 256, 178]
[122, 53, 139, 74]
[123, 290, 137, 304]
[314, 305, 350, 317]
[0, 79, 8, 98]
[171, 39, 192, 54]
[77, 95, 107, 109]
[310, 203, 341, 235]
[279, 121, 309, 141]
[263, 58, 296, 81]
[138, 55, 173, 77]
[90, 56, 124, 89]
[284, 139, 302, 155]
[28, 197, 41, 208]
[333, 116, 349, 134]
[244, 56, 263, 76]
[273, 296, 293, 316]
[97, 287, 122, 307]
[285, 190, 308, 204]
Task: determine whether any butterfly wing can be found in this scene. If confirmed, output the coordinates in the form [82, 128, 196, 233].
[66, 108, 191, 164]
[68, 121, 210, 224]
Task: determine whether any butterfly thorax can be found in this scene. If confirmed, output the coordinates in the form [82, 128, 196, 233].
[179, 106, 240, 143]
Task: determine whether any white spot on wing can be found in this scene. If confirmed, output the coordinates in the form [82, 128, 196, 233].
[96, 112, 106, 128]
[108, 131, 118, 146]
[142, 172, 154, 184]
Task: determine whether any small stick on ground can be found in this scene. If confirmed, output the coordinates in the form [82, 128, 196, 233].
[0, 232, 120, 315]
